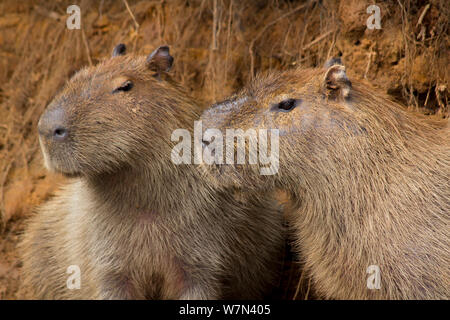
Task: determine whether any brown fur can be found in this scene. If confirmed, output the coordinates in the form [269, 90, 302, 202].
[19, 45, 284, 299]
[200, 60, 450, 299]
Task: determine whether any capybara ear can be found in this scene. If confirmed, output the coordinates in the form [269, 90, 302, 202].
[112, 43, 126, 57]
[324, 63, 352, 99]
[324, 57, 343, 68]
[146, 46, 174, 74]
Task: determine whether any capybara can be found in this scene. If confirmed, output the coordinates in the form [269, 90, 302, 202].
[200, 58, 450, 299]
[19, 44, 285, 299]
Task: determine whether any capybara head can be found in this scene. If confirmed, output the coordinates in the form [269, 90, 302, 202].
[200, 58, 410, 190]
[38, 44, 197, 177]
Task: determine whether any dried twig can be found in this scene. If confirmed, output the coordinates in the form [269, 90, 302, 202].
[34, 6, 61, 21]
[224, 0, 233, 85]
[302, 29, 334, 51]
[364, 46, 376, 79]
[81, 28, 92, 67]
[326, 29, 338, 61]
[122, 0, 140, 30]
[211, 0, 218, 51]
[416, 3, 430, 41]
[298, 0, 317, 59]
[416, 3, 430, 28]
[0, 160, 13, 231]
[424, 83, 432, 108]
[122, 0, 140, 52]
[207, 0, 220, 100]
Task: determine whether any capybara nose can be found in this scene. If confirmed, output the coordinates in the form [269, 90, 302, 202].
[38, 107, 68, 142]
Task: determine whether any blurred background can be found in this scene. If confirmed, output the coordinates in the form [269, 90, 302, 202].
[0, 0, 448, 299]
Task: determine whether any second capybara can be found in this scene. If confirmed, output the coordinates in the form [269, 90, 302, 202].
[19, 44, 285, 299]
[200, 58, 450, 299]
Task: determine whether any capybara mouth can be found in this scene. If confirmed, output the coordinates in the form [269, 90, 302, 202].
[59, 170, 82, 178]
[200, 139, 244, 178]
[42, 150, 83, 178]
[48, 160, 83, 178]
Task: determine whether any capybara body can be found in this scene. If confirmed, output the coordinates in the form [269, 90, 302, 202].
[200, 59, 450, 299]
[19, 45, 284, 299]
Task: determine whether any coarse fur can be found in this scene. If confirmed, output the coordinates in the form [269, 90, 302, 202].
[200, 60, 450, 299]
[19, 45, 284, 299]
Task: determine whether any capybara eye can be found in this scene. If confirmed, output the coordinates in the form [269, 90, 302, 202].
[271, 98, 301, 112]
[112, 80, 133, 93]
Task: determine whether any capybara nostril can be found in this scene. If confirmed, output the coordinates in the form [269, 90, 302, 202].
[52, 127, 68, 141]
[38, 107, 67, 141]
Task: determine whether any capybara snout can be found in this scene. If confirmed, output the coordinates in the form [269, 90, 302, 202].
[38, 106, 68, 141]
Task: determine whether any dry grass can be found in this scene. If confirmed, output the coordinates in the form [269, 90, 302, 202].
[0, 0, 448, 299]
